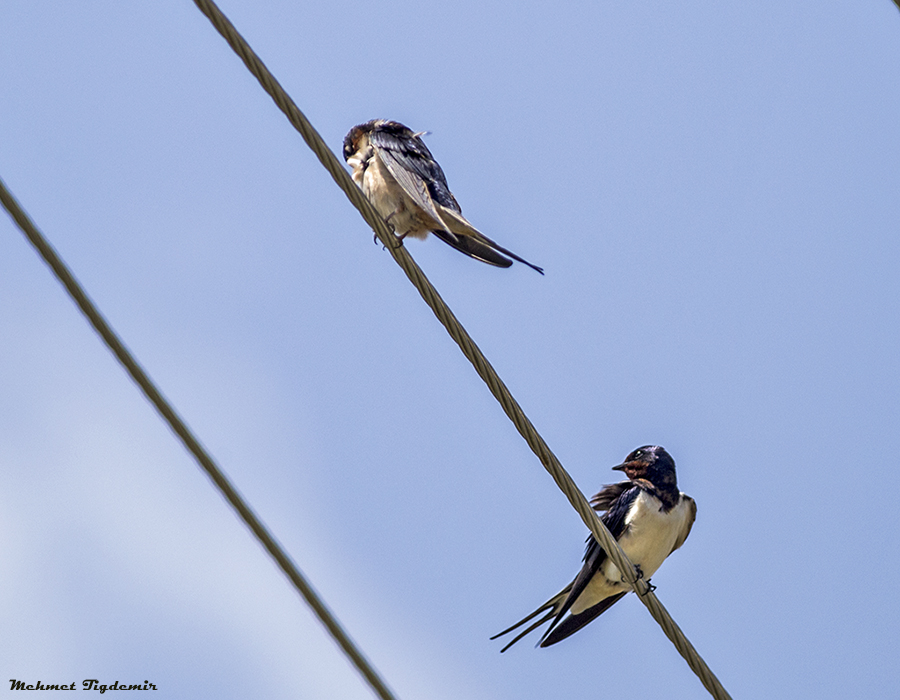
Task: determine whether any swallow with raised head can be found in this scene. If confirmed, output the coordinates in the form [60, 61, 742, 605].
[492, 445, 696, 651]
[342, 119, 543, 274]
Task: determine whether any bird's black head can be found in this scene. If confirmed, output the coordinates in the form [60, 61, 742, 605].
[343, 119, 418, 161]
[342, 122, 369, 162]
[612, 445, 678, 489]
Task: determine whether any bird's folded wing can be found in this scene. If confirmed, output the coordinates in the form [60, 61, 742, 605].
[430, 229, 514, 267]
[538, 484, 642, 644]
[539, 592, 627, 647]
[670, 495, 697, 554]
[435, 207, 544, 273]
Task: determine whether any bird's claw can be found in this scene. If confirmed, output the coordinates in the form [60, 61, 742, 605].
[373, 230, 405, 252]
[631, 566, 656, 595]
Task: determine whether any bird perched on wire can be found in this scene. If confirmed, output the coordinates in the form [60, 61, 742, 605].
[342, 119, 543, 274]
[492, 445, 696, 651]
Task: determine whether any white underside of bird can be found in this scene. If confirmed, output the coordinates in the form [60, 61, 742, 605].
[350, 148, 471, 240]
[572, 490, 695, 614]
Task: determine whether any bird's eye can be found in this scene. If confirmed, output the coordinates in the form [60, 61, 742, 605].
[633, 449, 643, 459]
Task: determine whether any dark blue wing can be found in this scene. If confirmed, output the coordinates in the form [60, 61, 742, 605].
[429, 229, 514, 267]
[539, 591, 627, 647]
[537, 484, 642, 645]
[589, 480, 634, 513]
[367, 124, 461, 213]
[368, 122, 545, 274]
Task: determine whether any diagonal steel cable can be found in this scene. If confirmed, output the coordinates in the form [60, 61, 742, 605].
[189, 1, 733, 698]
[0, 176, 400, 700]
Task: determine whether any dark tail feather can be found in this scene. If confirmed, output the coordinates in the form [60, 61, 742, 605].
[497, 609, 558, 653]
[474, 231, 544, 275]
[491, 589, 568, 652]
[538, 592, 627, 647]
[490, 605, 553, 640]
[431, 229, 544, 274]
[431, 229, 514, 268]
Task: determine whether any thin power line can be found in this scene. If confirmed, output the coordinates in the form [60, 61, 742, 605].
[0, 176, 401, 700]
[188, 1, 733, 698]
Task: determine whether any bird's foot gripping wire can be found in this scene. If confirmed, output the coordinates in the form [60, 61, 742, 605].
[630, 565, 656, 595]
[372, 229, 405, 251]
[372, 211, 406, 250]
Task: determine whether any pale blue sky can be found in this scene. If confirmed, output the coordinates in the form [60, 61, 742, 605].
[2, 2, 899, 698]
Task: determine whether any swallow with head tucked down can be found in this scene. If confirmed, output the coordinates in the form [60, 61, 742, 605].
[492, 445, 696, 651]
[342, 119, 543, 274]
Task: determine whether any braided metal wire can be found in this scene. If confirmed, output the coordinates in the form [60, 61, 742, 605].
[1, 175, 402, 700]
[189, 2, 733, 697]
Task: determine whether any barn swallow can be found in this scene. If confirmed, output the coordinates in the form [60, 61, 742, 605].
[342, 119, 543, 274]
[492, 445, 696, 651]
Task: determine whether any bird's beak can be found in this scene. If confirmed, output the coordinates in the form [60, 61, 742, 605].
[611, 462, 628, 472]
